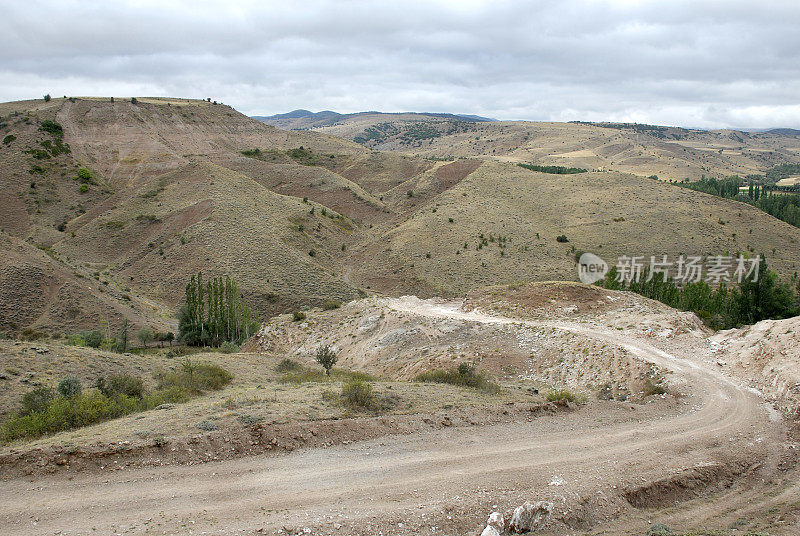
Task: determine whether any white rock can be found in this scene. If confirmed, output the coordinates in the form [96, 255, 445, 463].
[487, 511, 504, 531]
[480, 526, 501, 536]
[508, 501, 553, 533]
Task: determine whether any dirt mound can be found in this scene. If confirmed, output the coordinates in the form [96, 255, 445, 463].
[711, 316, 800, 416]
[250, 289, 673, 399]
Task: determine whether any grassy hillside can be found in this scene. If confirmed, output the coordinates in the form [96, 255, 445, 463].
[2, 96, 800, 338]
[313, 114, 800, 182]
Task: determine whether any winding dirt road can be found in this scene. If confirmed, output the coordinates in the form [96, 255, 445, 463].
[0, 298, 786, 535]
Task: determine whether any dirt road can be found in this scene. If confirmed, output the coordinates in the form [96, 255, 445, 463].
[0, 298, 786, 535]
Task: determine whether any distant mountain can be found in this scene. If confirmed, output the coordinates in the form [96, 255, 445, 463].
[253, 110, 496, 130]
[765, 128, 800, 136]
[252, 109, 342, 122]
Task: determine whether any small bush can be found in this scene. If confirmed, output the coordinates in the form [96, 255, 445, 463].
[20, 328, 46, 341]
[83, 330, 103, 348]
[322, 300, 341, 310]
[341, 378, 374, 409]
[276, 358, 302, 373]
[546, 389, 581, 403]
[643, 379, 667, 397]
[97, 374, 144, 399]
[197, 419, 218, 432]
[556, 234, 569, 243]
[39, 120, 63, 138]
[57, 377, 82, 398]
[2, 134, 15, 145]
[646, 524, 673, 536]
[216, 341, 240, 353]
[79, 183, 89, 193]
[155, 360, 232, 394]
[415, 365, 499, 393]
[292, 311, 306, 322]
[315, 344, 338, 376]
[21, 387, 55, 415]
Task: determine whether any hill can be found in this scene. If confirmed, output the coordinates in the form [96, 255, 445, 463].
[2, 96, 800, 338]
[255, 109, 495, 131]
[312, 115, 800, 182]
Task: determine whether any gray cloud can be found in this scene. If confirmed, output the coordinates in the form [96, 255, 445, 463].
[2, 0, 799, 128]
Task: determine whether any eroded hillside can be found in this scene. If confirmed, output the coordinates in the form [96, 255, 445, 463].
[2, 96, 800, 337]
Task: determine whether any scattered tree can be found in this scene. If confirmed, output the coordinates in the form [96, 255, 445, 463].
[137, 327, 154, 348]
[315, 344, 338, 376]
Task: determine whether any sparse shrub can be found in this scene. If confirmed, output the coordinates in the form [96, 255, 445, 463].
[292, 311, 306, 322]
[197, 419, 218, 432]
[83, 330, 103, 348]
[315, 344, 338, 376]
[44, 94, 51, 102]
[276, 358, 302, 373]
[155, 360, 232, 394]
[20, 328, 46, 341]
[546, 389, 581, 402]
[341, 378, 374, 409]
[131, 97, 137, 104]
[643, 378, 667, 397]
[323, 300, 341, 310]
[415, 365, 498, 393]
[39, 120, 63, 138]
[556, 234, 569, 243]
[79, 183, 89, 193]
[137, 327, 154, 348]
[57, 376, 82, 398]
[2, 134, 15, 145]
[21, 386, 55, 415]
[217, 341, 240, 353]
[97, 374, 144, 399]
[646, 524, 673, 536]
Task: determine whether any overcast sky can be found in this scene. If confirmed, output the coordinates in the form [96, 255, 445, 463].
[2, 0, 799, 129]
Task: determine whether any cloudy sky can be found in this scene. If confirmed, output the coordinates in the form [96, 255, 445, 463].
[2, 0, 799, 129]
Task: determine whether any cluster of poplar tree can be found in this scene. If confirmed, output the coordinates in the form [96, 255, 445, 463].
[178, 272, 258, 346]
[677, 175, 800, 228]
[599, 256, 798, 330]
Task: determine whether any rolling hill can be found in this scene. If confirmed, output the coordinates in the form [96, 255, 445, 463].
[1, 96, 800, 338]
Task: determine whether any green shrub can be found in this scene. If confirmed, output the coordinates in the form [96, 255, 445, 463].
[315, 344, 338, 375]
[217, 341, 240, 353]
[546, 389, 581, 403]
[646, 524, 673, 536]
[415, 365, 498, 393]
[556, 234, 569, 243]
[292, 311, 306, 322]
[21, 387, 55, 415]
[2, 134, 15, 145]
[79, 183, 89, 193]
[2, 373, 200, 443]
[83, 330, 103, 348]
[341, 378, 374, 409]
[276, 358, 302, 373]
[322, 300, 341, 310]
[517, 163, 587, 174]
[155, 360, 232, 394]
[39, 120, 63, 138]
[67, 333, 86, 346]
[97, 374, 145, 399]
[57, 377, 82, 398]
